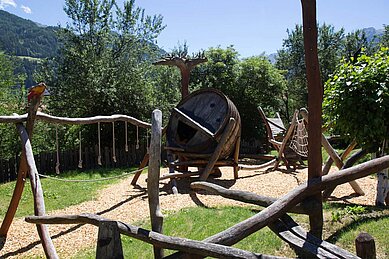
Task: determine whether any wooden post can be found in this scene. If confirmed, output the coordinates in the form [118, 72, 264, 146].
[301, 0, 323, 239]
[147, 109, 164, 259]
[0, 84, 45, 240]
[355, 232, 376, 259]
[96, 221, 124, 259]
[16, 123, 58, 258]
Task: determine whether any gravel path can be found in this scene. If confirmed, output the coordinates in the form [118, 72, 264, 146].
[0, 166, 379, 258]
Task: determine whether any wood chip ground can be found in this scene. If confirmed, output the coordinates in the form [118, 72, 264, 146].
[0, 166, 380, 258]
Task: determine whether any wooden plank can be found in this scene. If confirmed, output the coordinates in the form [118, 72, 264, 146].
[96, 221, 124, 259]
[200, 118, 235, 181]
[148, 110, 164, 259]
[172, 108, 214, 139]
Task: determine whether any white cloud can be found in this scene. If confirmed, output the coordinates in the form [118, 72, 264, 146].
[0, 0, 17, 10]
[21, 5, 31, 14]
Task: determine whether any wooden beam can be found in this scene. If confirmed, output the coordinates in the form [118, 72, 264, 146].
[301, 0, 324, 239]
[25, 214, 285, 259]
[16, 123, 58, 258]
[0, 92, 43, 240]
[0, 112, 152, 129]
[190, 182, 315, 215]
[200, 118, 235, 181]
[148, 110, 164, 259]
[198, 156, 389, 246]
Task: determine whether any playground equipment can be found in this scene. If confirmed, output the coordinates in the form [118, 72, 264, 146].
[165, 88, 241, 181]
[258, 107, 306, 171]
[17, 109, 389, 258]
[1, 1, 388, 258]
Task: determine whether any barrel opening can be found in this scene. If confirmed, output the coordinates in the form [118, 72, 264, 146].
[177, 120, 197, 144]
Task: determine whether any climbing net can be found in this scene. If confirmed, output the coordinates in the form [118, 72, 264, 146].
[289, 118, 308, 158]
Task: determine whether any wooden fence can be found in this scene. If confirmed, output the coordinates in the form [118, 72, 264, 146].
[0, 144, 147, 184]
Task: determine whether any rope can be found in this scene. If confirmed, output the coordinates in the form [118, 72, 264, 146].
[112, 122, 116, 163]
[97, 122, 102, 165]
[37, 167, 148, 183]
[136, 125, 139, 149]
[146, 129, 149, 153]
[78, 131, 83, 168]
[289, 118, 308, 157]
[55, 125, 60, 174]
[125, 121, 128, 152]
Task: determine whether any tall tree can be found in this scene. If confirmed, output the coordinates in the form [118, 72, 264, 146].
[38, 0, 165, 147]
[276, 23, 348, 119]
[381, 24, 389, 47]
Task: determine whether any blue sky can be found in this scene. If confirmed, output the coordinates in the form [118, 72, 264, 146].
[1, 0, 388, 57]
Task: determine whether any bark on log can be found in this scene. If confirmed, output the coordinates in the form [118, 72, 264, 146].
[301, 0, 324, 239]
[25, 214, 286, 259]
[323, 149, 367, 200]
[0, 112, 152, 128]
[96, 221, 124, 259]
[190, 182, 317, 215]
[355, 232, 376, 259]
[148, 110, 164, 259]
[16, 124, 58, 258]
[268, 214, 357, 259]
[199, 156, 389, 246]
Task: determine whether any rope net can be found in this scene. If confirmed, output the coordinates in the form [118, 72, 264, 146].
[289, 118, 308, 158]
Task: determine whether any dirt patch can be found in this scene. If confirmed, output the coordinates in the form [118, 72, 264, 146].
[0, 166, 380, 258]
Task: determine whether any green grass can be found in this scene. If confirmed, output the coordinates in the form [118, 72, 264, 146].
[74, 203, 389, 259]
[0, 168, 133, 219]
[74, 206, 289, 258]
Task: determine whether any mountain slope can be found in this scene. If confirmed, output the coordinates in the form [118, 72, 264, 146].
[0, 10, 58, 58]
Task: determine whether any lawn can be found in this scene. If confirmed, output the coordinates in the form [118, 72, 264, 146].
[74, 204, 389, 258]
[0, 168, 132, 219]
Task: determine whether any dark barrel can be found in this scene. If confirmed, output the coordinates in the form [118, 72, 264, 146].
[166, 88, 241, 159]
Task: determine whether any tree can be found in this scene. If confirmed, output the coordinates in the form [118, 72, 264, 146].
[276, 24, 362, 119]
[38, 0, 165, 148]
[324, 47, 389, 205]
[323, 47, 389, 152]
[381, 24, 389, 47]
[191, 47, 285, 142]
[0, 52, 26, 159]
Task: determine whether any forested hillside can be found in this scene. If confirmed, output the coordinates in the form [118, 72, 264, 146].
[0, 10, 58, 58]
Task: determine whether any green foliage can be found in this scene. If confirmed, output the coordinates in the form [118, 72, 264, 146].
[323, 47, 389, 152]
[0, 52, 27, 159]
[381, 24, 389, 48]
[276, 23, 344, 120]
[191, 46, 286, 141]
[331, 205, 367, 223]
